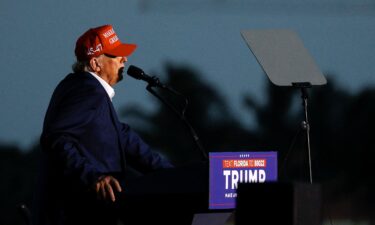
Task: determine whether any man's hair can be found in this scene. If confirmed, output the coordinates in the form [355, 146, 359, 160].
[72, 60, 90, 73]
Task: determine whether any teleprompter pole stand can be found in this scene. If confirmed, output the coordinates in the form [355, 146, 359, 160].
[145, 78, 208, 161]
[293, 82, 313, 184]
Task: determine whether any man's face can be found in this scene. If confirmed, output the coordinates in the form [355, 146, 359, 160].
[97, 54, 127, 86]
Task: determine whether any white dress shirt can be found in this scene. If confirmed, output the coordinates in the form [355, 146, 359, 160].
[89, 72, 115, 101]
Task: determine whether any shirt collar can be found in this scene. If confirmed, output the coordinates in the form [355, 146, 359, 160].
[88, 72, 115, 101]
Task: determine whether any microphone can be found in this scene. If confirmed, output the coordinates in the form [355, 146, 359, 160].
[127, 65, 166, 88]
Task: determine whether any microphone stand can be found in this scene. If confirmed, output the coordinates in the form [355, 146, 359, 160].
[145, 76, 208, 161]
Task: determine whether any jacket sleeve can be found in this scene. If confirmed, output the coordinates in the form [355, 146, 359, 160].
[41, 85, 106, 188]
[119, 123, 174, 173]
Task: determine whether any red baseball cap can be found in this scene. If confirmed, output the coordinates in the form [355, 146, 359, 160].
[75, 24, 137, 61]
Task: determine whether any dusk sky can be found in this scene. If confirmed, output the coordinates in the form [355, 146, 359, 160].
[1, 0, 374, 150]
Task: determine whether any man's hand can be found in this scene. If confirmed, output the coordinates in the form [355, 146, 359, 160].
[95, 175, 122, 202]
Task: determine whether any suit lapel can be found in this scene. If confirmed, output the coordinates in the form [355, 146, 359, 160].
[106, 98, 127, 171]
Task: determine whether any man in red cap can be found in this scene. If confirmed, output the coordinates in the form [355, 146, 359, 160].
[33, 24, 174, 225]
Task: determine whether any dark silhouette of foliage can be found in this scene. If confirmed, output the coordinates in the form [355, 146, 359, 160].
[339, 88, 375, 205]
[0, 143, 40, 225]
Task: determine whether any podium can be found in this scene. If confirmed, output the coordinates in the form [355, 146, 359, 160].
[119, 162, 322, 225]
[119, 162, 211, 225]
[235, 182, 322, 225]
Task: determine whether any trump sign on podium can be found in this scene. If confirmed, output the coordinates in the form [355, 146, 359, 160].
[209, 151, 278, 209]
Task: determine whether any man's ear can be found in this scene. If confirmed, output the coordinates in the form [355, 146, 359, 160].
[89, 57, 101, 72]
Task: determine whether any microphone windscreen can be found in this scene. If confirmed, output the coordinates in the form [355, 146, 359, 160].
[127, 65, 144, 79]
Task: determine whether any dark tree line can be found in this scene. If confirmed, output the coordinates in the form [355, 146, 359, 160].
[1, 64, 374, 224]
[0, 143, 40, 225]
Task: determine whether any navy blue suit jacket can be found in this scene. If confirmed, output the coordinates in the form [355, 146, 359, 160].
[34, 72, 173, 225]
